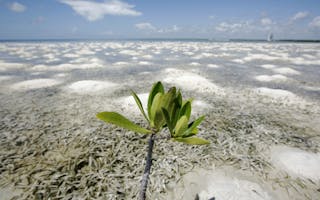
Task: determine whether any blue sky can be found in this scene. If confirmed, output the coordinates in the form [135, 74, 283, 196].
[1, 0, 320, 39]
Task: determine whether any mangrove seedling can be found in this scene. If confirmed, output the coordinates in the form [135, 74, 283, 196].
[96, 81, 210, 200]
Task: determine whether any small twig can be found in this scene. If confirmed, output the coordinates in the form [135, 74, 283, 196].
[139, 133, 156, 200]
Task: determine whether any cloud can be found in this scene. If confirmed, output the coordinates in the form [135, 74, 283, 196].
[135, 23, 180, 33]
[158, 25, 180, 33]
[59, 0, 141, 21]
[9, 2, 26, 12]
[260, 18, 272, 26]
[309, 16, 320, 29]
[291, 11, 309, 21]
[215, 21, 250, 32]
[135, 23, 156, 31]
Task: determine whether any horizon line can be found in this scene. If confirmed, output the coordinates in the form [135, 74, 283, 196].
[0, 38, 320, 43]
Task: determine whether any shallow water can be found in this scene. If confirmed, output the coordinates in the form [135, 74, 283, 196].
[0, 41, 319, 199]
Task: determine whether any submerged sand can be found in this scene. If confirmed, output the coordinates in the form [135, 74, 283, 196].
[0, 41, 320, 200]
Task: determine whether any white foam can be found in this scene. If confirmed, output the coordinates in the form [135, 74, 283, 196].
[10, 79, 62, 91]
[163, 68, 224, 95]
[255, 74, 288, 82]
[270, 146, 320, 181]
[271, 67, 300, 75]
[66, 80, 118, 95]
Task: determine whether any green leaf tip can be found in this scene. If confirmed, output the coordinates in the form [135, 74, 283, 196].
[148, 81, 164, 119]
[131, 90, 149, 123]
[96, 112, 152, 134]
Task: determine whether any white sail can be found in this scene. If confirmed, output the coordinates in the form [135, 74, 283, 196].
[267, 33, 274, 41]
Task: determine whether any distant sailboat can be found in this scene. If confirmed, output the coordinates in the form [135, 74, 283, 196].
[267, 33, 274, 42]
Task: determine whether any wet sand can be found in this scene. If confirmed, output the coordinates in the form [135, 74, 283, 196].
[0, 41, 319, 199]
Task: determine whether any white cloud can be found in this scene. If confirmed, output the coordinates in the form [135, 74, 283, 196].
[309, 16, 320, 29]
[260, 18, 272, 26]
[291, 11, 309, 21]
[135, 23, 180, 33]
[59, 0, 141, 21]
[158, 25, 180, 33]
[9, 2, 26, 12]
[215, 21, 250, 32]
[135, 22, 156, 31]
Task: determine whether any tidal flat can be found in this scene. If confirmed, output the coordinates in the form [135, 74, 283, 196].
[0, 41, 319, 199]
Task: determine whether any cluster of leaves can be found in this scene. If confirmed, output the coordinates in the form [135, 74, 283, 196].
[97, 81, 209, 145]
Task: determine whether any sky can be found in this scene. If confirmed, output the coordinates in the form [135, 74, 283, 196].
[0, 0, 320, 40]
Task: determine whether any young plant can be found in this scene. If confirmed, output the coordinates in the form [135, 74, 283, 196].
[96, 81, 209, 200]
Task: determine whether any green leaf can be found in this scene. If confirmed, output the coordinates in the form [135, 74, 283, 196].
[174, 115, 188, 137]
[154, 110, 165, 129]
[96, 112, 151, 134]
[184, 116, 205, 136]
[162, 108, 173, 133]
[148, 82, 164, 118]
[162, 87, 176, 110]
[150, 93, 163, 127]
[173, 137, 210, 145]
[176, 90, 182, 106]
[182, 127, 198, 138]
[179, 101, 192, 119]
[170, 99, 181, 126]
[131, 90, 149, 123]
